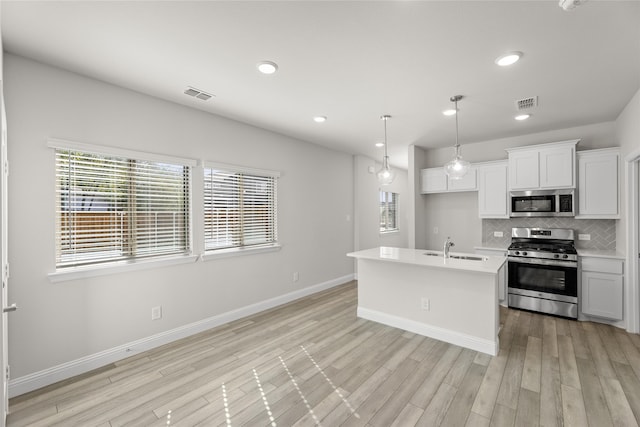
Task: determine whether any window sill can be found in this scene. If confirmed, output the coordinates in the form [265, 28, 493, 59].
[201, 244, 282, 261]
[380, 230, 400, 235]
[48, 254, 199, 283]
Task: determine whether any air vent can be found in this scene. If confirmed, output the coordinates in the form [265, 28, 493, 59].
[184, 86, 214, 101]
[515, 96, 538, 111]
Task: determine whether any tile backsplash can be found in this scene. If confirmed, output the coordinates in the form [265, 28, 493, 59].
[482, 218, 616, 250]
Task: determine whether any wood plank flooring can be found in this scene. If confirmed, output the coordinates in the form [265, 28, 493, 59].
[7, 281, 640, 426]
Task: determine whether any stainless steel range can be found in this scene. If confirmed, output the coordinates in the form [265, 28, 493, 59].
[507, 227, 578, 319]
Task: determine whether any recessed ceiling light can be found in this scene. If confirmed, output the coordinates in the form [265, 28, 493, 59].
[495, 52, 522, 67]
[257, 61, 278, 74]
[515, 114, 531, 121]
[375, 142, 385, 147]
[313, 116, 327, 123]
[443, 109, 457, 116]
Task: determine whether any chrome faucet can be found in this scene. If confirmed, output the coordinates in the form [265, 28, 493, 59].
[444, 237, 455, 258]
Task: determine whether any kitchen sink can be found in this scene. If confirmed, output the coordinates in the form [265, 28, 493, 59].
[423, 251, 442, 257]
[423, 251, 488, 261]
[450, 255, 488, 261]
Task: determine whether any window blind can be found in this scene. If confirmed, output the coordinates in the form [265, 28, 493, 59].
[380, 191, 399, 232]
[55, 149, 190, 267]
[204, 166, 278, 251]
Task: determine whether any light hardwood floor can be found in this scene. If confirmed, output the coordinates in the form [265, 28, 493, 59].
[7, 281, 640, 426]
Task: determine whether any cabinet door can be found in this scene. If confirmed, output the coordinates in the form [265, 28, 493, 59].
[448, 167, 477, 192]
[421, 168, 448, 193]
[478, 163, 508, 218]
[539, 145, 574, 188]
[581, 271, 623, 320]
[577, 150, 619, 218]
[508, 150, 539, 190]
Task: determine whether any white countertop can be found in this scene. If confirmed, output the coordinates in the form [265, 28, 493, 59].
[347, 247, 506, 274]
[474, 246, 508, 253]
[577, 249, 626, 260]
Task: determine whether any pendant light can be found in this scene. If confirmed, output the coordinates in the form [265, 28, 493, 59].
[444, 95, 470, 180]
[377, 115, 396, 185]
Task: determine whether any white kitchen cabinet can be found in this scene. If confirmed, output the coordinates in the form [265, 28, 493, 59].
[507, 140, 578, 190]
[539, 144, 575, 188]
[581, 257, 624, 320]
[475, 247, 507, 306]
[421, 167, 477, 193]
[576, 148, 620, 219]
[421, 168, 447, 193]
[508, 150, 539, 190]
[477, 161, 508, 218]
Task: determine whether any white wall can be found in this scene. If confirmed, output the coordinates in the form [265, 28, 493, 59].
[615, 88, 640, 252]
[4, 54, 355, 385]
[417, 122, 618, 251]
[408, 145, 427, 250]
[353, 155, 408, 251]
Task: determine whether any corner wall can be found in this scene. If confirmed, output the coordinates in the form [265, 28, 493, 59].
[353, 155, 408, 251]
[4, 53, 355, 391]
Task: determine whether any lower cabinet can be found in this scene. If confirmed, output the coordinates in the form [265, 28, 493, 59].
[581, 257, 624, 320]
[475, 248, 507, 305]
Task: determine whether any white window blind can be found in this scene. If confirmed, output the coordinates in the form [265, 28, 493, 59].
[55, 148, 190, 268]
[204, 165, 278, 251]
[380, 191, 399, 233]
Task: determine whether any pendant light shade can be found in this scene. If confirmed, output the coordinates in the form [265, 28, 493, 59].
[443, 95, 470, 180]
[377, 115, 396, 185]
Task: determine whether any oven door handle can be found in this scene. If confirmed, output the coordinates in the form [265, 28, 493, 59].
[507, 256, 577, 268]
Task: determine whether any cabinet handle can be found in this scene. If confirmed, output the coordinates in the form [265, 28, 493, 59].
[3, 304, 17, 313]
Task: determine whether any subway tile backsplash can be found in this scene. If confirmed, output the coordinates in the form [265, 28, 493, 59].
[482, 218, 616, 250]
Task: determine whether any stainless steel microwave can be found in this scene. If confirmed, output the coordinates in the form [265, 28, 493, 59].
[510, 189, 575, 217]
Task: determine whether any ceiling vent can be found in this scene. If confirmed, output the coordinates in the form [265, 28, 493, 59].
[515, 96, 538, 111]
[184, 86, 214, 101]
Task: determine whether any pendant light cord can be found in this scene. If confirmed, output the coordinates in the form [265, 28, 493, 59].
[383, 117, 389, 159]
[454, 97, 459, 150]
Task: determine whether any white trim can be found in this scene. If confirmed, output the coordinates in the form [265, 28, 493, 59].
[356, 307, 499, 356]
[201, 244, 282, 261]
[203, 160, 281, 178]
[625, 148, 640, 333]
[9, 274, 354, 397]
[48, 254, 199, 283]
[47, 138, 198, 167]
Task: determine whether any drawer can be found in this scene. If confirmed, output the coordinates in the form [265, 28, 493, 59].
[581, 257, 623, 274]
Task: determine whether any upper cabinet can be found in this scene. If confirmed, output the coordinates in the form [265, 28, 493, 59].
[576, 148, 620, 219]
[506, 140, 578, 190]
[477, 161, 508, 218]
[421, 166, 477, 194]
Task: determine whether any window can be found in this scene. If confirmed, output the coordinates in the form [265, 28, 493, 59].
[53, 143, 192, 268]
[380, 191, 399, 233]
[204, 164, 278, 252]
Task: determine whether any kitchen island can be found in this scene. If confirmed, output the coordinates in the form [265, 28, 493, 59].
[347, 247, 507, 355]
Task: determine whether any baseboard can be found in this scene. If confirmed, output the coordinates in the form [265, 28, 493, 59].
[9, 274, 355, 398]
[357, 306, 498, 356]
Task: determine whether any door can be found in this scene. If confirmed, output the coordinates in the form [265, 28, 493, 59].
[1, 84, 9, 421]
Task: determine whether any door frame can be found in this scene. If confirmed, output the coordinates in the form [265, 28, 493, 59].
[625, 148, 640, 334]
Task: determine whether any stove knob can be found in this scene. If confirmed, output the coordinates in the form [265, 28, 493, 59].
[522, 251, 528, 256]
[554, 254, 560, 259]
[514, 251, 520, 256]
[563, 254, 569, 259]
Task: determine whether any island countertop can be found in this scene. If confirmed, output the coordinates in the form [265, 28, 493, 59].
[347, 246, 506, 274]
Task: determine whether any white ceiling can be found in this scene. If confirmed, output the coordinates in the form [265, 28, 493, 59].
[2, 1, 639, 169]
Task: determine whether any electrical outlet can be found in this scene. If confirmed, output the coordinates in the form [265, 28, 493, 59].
[433, 227, 439, 235]
[578, 234, 591, 241]
[494, 231, 503, 238]
[151, 306, 162, 320]
[421, 297, 430, 311]
[293, 272, 299, 282]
